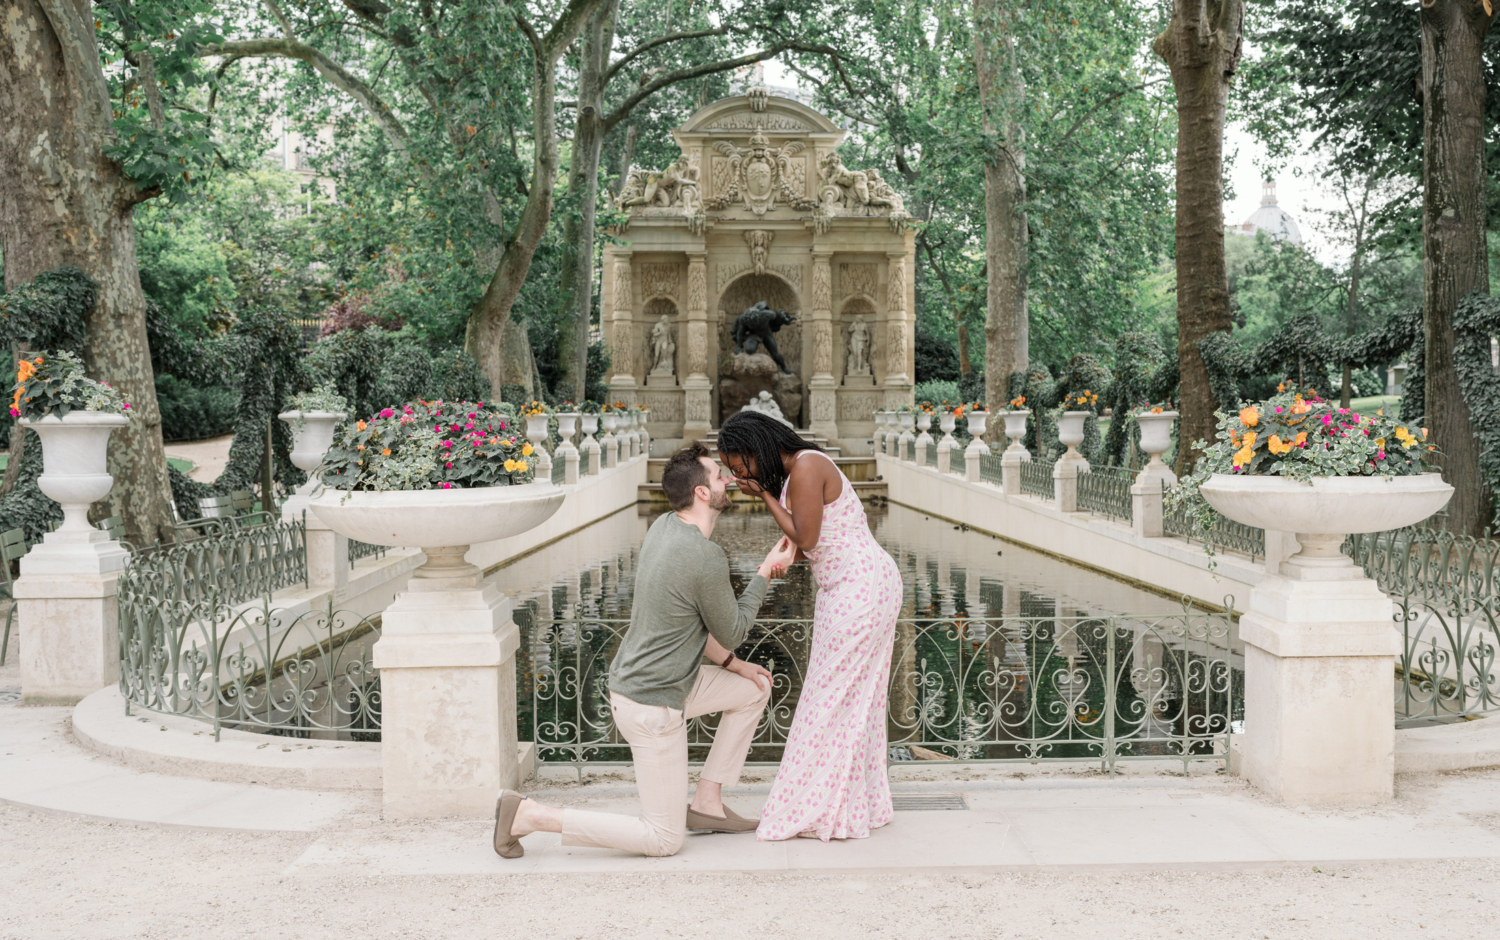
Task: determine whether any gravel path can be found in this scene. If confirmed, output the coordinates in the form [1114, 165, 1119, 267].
[161, 434, 234, 483]
[1, 791, 1496, 939]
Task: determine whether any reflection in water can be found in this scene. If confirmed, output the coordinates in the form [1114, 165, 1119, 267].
[506, 503, 1243, 769]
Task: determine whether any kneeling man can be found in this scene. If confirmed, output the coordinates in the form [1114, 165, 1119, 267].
[494, 443, 794, 858]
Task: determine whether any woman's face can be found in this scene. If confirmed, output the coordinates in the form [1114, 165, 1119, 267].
[721, 452, 757, 487]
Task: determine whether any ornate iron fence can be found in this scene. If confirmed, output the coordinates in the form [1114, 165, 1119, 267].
[921, 440, 936, 466]
[348, 539, 387, 566]
[978, 451, 1005, 486]
[551, 452, 567, 485]
[520, 605, 1237, 774]
[1162, 492, 1264, 561]
[1019, 458, 1056, 499]
[1347, 526, 1500, 721]
[1076, 465, 1135, 523]
[118, 589, 381, 740]
[143, 517, 307, 610]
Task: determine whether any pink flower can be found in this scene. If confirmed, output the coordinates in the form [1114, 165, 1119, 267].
[468, 412, 477, 419]
[442, 440, 453, 449]
[1377, 450, 1386, 460]
[122, 403, 131, 410]
[380, 408, 394, 418]
[1274, 406, 1284, 413]
[440, 482, 453, 489]
[8, 407, 17, 417]
[445, 461, 453, 468]
[465, 422, 475, 430]
[1321, 414, 1333, 426]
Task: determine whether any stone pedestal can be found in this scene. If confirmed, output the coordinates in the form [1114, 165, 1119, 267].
[1054, 453, 1089, 512]
[372, 548, 520, 817]
[843, 375, 875, 387]
[1235, 542, 1399, 805]
[15, 528, 129, 705]
[1000, 447, 1029, 495]
[645, 375, 677, 387]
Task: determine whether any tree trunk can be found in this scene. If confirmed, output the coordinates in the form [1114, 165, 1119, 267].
[1153, 0, 1243, 476]
[974, 0, 1028, 433]
[556, 0, 618, 402]
[464, 0, 606, 394]
[1420, 0, 1494, 535]
[0, 0, 176, 546]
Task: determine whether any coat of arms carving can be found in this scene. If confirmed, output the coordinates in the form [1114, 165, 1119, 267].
[704, 129, 819, 216]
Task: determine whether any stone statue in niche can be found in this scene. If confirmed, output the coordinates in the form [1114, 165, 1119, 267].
[846, 315, 871, 376]
[740, 390, 791, 426]
[731, 301, 796, 374]
[648, 314, 676, 377]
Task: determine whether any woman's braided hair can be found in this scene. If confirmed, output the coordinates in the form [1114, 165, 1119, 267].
[717, 410, 821, 498]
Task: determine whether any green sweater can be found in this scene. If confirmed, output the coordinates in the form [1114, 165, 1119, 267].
[608, 512, 768, 710]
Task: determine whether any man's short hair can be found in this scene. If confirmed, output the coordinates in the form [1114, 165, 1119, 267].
[661, 442, 711, 511]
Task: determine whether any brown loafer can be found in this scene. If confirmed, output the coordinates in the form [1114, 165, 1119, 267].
[493, 790, 526, 858]
[686, 804, 759, 833]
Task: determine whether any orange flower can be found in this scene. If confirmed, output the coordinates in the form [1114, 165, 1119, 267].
[1241, 431, 1256, 448]
[1267, 434, 1289, 455]
[1233, 446, 1254, 467]
[356, 420, 367, 431]
[1294, 431, 1307, 445]
[381, 448, 391, 456]
[1238, 406, 1259, 427]
[1290, 398, 1311, 415]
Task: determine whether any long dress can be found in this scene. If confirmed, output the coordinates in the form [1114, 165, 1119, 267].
[756, 450, 903, 842]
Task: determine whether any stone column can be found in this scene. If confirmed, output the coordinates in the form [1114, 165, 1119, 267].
[681, 252, 712, 442]
[1000, 448, 1027, 495]
[606, 252, 637, 408]
[373, 548, 522, 817]
[1235, 538, 1400, 805]
[1131, 433, 1177, 538]
[808, 251, 839, 440]
[1054, 451, 1089, 512]
[293, 507, 349, 600]
[882, 252, 912, 408]
[15, 528, 128, 705]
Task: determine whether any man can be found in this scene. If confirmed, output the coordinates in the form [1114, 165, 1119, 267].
[494, 443, 795, 858]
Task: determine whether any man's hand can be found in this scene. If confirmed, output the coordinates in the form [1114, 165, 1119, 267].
[758, 535, 796, 579]
[728, 657, 774, 693]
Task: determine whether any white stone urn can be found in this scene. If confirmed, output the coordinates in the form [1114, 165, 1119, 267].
[1058, 411, 1089, 457]
[309, 483, 565, 818]
[1133, 411, 1178, 486]
[600, 412, 620, 467]
[279, 410, 347, 505]
[1199, 471, 1453, 807]
[938, 411, 958, 443]
[965, 411, 991, 457]
[20, 411, 130, 534]
[897, 411, 917, 460]
[555, 412, 580, 448]
[1200, 473, 1453, 569]
[578, 413, 601, 475]
[874, 411, 890, 450]
[916, 411, 935, 445]
[1001, 410, 1031, 457]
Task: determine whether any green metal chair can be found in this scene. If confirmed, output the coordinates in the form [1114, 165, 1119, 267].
[229, 489, 274, 528]
[1, 527, 28, 666]
[94, 515, 137, 553]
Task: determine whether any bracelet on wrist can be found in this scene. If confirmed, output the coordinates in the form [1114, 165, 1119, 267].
[719, 651, 735, 669]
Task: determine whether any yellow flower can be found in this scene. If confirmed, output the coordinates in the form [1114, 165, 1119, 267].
[1267, 434, 1289, 455]
[515, 460, 528, 472]
[1233, 446, 1254, 467]
[504, 459, 517, 472]
[1241, 431, 1256, 448]
[1238, 406, 1259, 427]
[521, 443, 533, 456]
[1294, 431, 1307, 446]
[1290, 398, 1311, 415]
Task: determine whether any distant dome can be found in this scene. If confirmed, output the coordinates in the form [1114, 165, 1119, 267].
[1233, 180, 1302, 244]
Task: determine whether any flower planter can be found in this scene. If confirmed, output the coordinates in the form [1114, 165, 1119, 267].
[1001, 409, 1029, 443]
[556, 412, 579, 443]
[1132, 411, 1178, 486]
[279, 410, 347, 493]
[1200, 473, 1453, 568]
[20, 411, 130, 533]
[525, 413, 551, 446]
[1058, 411, 1088, 457]
[965, 411, 991, 457]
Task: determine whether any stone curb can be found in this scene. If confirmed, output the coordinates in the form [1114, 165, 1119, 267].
[71, 686, 383, 790]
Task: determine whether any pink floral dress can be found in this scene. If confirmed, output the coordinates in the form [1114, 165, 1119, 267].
[757, 451, 902, 842]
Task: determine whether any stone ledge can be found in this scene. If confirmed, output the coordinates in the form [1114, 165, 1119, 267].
[1395, 714, 1500, 774]
[71, 686, 383, 791]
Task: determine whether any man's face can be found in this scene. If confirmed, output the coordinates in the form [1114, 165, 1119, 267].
[696, 456, 733, 512]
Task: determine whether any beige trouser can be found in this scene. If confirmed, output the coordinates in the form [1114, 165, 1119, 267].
[560, 665, 771, 857]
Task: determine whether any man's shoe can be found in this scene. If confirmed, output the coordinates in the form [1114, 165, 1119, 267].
[686, 804, 759, 833]
[493, 790, 526, 858]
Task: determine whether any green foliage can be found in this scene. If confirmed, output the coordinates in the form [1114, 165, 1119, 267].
[215, 308, 304, 492]
[321, 401, 533, 491]
[0, 266, 94, 354]
[0, 433, 61, 542]
[1010, 364, 1060, 457]
[1102, 332, 1170, 466]
[913, 380, 962, 408]
[168, 465, 219, 522]
[303, 328, 382, 420]
[134, 211, 235, 334]
[914, 328, 959, 383]
[584, 339, 612, 405]
[1450, 293, 1500, 515]
[376, 343, 435, 408]
[155, 373, 236, 441]
[287, 382, 350, 416]
[429, 348, 492, 404]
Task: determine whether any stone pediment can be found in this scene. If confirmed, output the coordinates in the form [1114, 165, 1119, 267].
[675, 95, 845, 143]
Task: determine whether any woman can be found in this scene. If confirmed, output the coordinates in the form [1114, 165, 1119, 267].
[717, 411, 902, 842]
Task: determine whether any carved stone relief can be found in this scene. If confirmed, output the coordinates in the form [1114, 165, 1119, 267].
[640, 263, 680, 300]
[812, 391, 836, 423]
[811, 259, 831, 311]
[703, 130, 818, 215]
[687, 262, 707, 314]
[812, 321, 833, 375]
[840, 263, 877, 300]
[887, 258, 906, 316]
[745, 230, 773, 275]
[706, 114, 811, 131]
[641, 392, 684, 423]
[613, 260, 632, 313]
[886, 320, 907, 374]
[613, 320, 635, 376]
[686, 321, 709, 375]
[686, 391, 711, 424]
[717, 262, 803, 294]
[616, 153, 701, 214]
[839, 391, 882, 420]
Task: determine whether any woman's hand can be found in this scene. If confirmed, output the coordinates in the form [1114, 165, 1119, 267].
[758, 535, 796, 579]
[735, 475, 769, 500]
